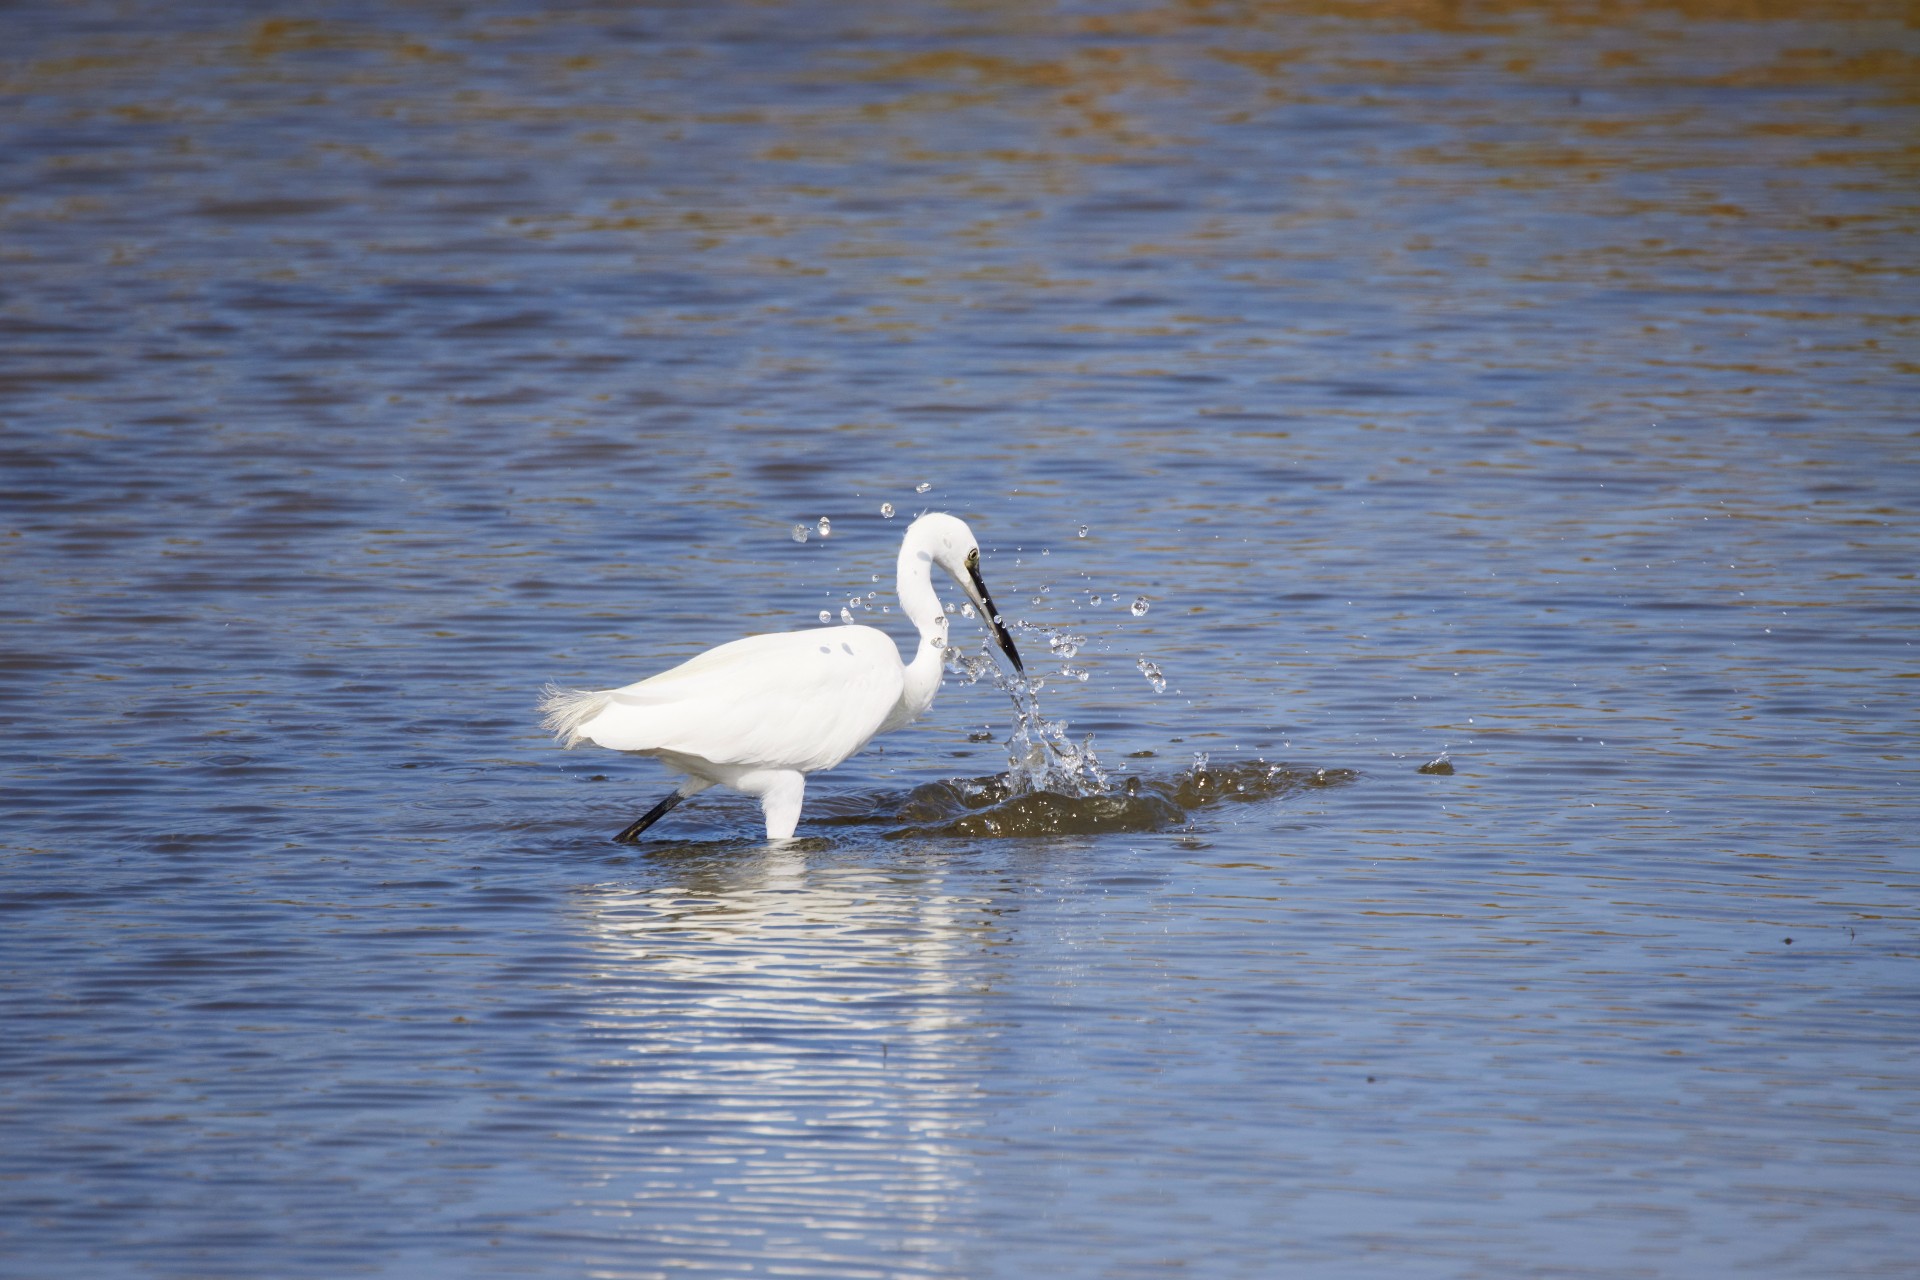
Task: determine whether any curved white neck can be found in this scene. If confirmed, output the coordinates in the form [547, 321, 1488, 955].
[895, 532, 950, 723]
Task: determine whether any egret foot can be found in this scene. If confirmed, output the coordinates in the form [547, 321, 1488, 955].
[613, 791, 686, 843]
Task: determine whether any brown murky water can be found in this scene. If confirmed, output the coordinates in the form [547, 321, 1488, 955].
[3, 2, 1917, 1276]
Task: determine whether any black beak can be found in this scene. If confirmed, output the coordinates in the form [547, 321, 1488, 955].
[968, 563, 1023, 673]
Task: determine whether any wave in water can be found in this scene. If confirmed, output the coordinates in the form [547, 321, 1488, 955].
[815, 759, 1358, 839]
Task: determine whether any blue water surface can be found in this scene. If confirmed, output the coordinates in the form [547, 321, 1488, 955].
[2, 2, 1916, 1276]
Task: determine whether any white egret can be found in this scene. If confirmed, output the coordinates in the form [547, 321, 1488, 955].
[540, 512, 1023, 843]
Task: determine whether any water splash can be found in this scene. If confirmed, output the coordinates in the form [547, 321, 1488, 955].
[1003, 682, 1108, 795]
[1136, 657, 1166, 693]
[946, 632, 1109, 798]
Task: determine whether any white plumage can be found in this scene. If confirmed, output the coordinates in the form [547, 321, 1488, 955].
[541, 512, 1023, 842]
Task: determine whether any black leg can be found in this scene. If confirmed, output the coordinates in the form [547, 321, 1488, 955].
[613, 791, 686, 844]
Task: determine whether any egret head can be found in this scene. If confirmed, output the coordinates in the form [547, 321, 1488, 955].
[908, 513, 1024, 672]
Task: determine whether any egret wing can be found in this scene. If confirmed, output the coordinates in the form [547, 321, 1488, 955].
[581, 627, 906, 772]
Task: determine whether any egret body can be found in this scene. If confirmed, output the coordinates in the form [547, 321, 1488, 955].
[540, 513, 1023, 842]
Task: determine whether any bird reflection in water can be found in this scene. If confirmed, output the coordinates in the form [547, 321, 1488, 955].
[563, 847, 1007, 1267]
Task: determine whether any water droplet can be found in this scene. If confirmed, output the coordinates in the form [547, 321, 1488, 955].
[1136, 657, 1166, 693]
[1131, 596, 1150, 617]
[1060, 666, 1090, 682]
[1077, 524, 1089, 538]
[960, 602, 976, 618]
[841, 606, 855, 624]
[816, 516, 831, 538]
[880, 502, 895, 519]
[915, 482, 931, 493]
[1090, 595, 1102, 605]
[791, 525, 808, 543]
[818, 610, 832, 624]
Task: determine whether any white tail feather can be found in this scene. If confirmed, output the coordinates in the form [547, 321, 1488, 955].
[539, 683, 612, 748]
